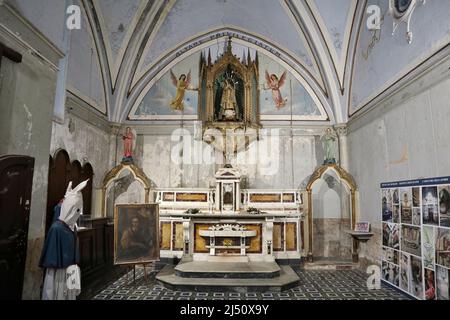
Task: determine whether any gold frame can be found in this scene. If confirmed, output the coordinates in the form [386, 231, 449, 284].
[306, 164, 357, 262]
[113, 203, 160, 266]
[101, 163, 151, 217]
[199, 37, 260, 129]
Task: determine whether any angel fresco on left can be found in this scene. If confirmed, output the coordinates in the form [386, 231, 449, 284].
[264, 70, 287, 109]
[169, 70, 197, 111]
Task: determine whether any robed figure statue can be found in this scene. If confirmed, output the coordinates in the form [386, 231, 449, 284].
[321, 127, 338, 164]
[39, 180, 88, 300]
[219, 78, 239, 121]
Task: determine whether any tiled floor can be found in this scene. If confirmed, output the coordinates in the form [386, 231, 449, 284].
[89, 264, 411, 300]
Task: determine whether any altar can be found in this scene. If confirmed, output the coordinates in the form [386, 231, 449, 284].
[156, 165, 305, 263]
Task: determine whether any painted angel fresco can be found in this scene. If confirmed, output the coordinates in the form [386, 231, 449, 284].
[264, 70, 287, 109]
[169, 70, 196, 111]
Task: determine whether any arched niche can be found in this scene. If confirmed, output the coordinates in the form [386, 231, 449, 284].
[306, 164, 357, 262]
[101, 163, 151, 218]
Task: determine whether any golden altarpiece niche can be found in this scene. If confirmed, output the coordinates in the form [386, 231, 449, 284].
[198, 38, 261, 134]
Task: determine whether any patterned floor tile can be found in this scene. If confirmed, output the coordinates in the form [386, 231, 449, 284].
[89, 266, 412, 301]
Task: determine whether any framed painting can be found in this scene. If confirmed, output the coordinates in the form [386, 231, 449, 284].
[114, 204, 160, 265]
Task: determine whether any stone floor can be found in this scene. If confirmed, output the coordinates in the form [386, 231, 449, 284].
[88, 264, 411, 300]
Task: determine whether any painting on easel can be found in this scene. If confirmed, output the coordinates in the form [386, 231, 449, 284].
[114, 204, 160, 265]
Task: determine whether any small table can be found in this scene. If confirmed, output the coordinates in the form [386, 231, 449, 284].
[345, 230, 374, 263]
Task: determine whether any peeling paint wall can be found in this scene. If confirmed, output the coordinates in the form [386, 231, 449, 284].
[117, 133, 321, 190]
[0, 46, 58, 299]
[50, 112, 114, 217]
[348, 76, 450, 264]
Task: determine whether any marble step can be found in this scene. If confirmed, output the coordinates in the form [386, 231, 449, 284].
[303, 259, 358, 270]
[174, 260, 281, 279]
[156, 265, 300, 292]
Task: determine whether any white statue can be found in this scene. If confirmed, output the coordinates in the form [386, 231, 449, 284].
[321, 127, 338, 164]
[39, 180, 88, 300]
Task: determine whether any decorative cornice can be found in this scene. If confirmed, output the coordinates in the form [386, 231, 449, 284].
[0, 3, 64, 70]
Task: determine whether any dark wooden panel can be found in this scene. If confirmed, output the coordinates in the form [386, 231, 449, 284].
[0, 155, 34, 300]
[78, 229, 95, 275]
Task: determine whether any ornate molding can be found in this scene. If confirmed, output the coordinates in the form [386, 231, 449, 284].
[306, 163, 357, 191]
[102, 162, 151, 190]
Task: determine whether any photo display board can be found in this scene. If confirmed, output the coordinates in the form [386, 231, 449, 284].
[381, 176, 450, 300]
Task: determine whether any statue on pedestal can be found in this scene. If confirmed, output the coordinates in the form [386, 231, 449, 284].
[321, 127, 338, 164]
[122, 127, 134, 164]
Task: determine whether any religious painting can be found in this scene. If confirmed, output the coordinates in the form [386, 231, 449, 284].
[264, 70, 287, 109]
[382, 261, 399, 287]
[436, 227, 450, 268]
[383, 222, 399, 250]
[436, 265, 450, 300]
[439, 185, 450, 227]
[258, 53, 326, 120]
[131, 52, 200, 120]
[423, 225, 436, 269]
[114, 204, 159, 265]
[383, 247, 399, 265]
[393, 204, 400, 224]
[401, 225, 421, 257]
[424, 269, 437, 300]
[400, 188, 412, 224]
[399, 253, 410, 292]
[382, 189, 393, 222]
[422, 186, 439, 226]
[409, 255, 423, 299]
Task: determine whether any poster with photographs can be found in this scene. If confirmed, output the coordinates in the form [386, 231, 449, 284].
[422, 186, 439, 226]
[423, 226, 435, 269]
[382, 189, 393, 222]
[436, 265, 449, 300]
[381, 176, 450, 300]
[400, 188, 412, 224]
[409, 256, 423, 299]
[401, 225, 421, 257]
[382, 261, 399, 286]
[439, 185, 450, 227]
[436, 227, 450, 268]
[424, 269, 436, 300]
[399, 253, 410, 292]
[383, 223, 399, 250]
[383, 247, 399, 265]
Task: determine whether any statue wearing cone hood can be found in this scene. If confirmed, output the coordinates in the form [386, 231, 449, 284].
[39, 180, 88, 300]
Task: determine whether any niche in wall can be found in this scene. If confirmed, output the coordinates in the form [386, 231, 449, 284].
[46, 149, 94, 234]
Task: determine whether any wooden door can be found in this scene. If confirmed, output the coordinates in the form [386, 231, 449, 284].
[0, 155, 34, 300]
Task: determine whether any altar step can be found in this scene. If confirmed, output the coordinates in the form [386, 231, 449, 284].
[156, 264, 300, 292]
[303, 258, 358, 270]
[174, 259, 281, 279]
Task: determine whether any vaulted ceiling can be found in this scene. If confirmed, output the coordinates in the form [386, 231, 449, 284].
[8, 0, 448, 125]
[71, 0, 364, 124]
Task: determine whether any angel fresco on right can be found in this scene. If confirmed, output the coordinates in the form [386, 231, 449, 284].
[264, 70, 287, 109]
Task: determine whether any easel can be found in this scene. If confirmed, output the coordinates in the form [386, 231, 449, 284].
[122, 261, 154, 286]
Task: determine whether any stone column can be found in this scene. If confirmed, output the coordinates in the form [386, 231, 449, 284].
[335, 125, 349, 172]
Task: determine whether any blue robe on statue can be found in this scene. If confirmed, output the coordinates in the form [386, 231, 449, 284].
[39, 220, 79, 269]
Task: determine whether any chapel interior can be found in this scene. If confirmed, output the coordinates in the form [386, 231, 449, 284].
[1, 0, 450, 301]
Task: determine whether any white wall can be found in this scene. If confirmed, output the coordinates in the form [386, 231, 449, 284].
[128, 133, 320, 190]
[348, 77, 450, 230]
